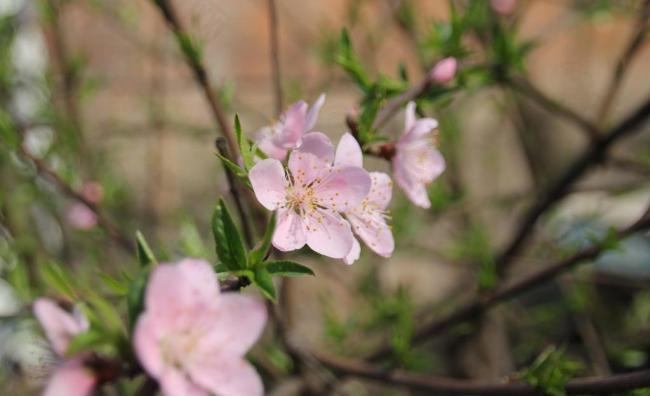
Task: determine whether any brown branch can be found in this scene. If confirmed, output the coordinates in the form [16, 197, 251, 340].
[313, 350, 650, 395]
[597, 0, 650, 124]
[150, 0, 238, 156]
[495, 96, 650, 277]
[18, 147, 134, 253]
[366, 207, 650, 361]
[506, 76, 601, 140]
[267, 0, 283, 116]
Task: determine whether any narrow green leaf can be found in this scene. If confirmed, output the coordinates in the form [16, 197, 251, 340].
[135, 231, 157, 267]
[40, 263, 76, 299]
[216, 153, 252, 189]
[214, 262, 229, 273]
[266, 260, 314, 277]
[211, 199, 247, 270]
[127, 271, 149, 333]
[249, 212, 276, 267]
[66, 329, 107, 356]
[253, 266, 276, 300]
[234, 115, 255, 170]
[99, 274, 128, 296]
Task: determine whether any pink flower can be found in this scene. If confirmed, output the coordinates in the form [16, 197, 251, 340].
[256, 94, 326, 160]
[392, 102, 445, 208]
[134, 259, 267, 396]
[33, 299, 96, 396]
[249, 132, 371, 259]
[430, 57, 457, 84]
[66, 203, 97, 230]
[490, 0, 516, 15]
[334, 133, 394, 264]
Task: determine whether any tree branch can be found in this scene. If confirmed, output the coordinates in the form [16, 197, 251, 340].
[495, 96, 650, 276]
[150, 0, 238, 156]
[596, 0, 650, 124]
[313, 350, 650, 395]
[366, 205, 650, 361]
[267, 0, 283, 116]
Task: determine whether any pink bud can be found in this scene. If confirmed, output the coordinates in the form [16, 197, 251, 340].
[82, 182, 103, 204]
[490, 0, 516, 15]
[66, 203, 98, 230]
[430, 57, 458, 84]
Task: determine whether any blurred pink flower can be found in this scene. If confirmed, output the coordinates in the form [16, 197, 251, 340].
[33, 299, 96, 396]
[490, 0, 516, 15]
[249, 132, 371, 259]
[334, 133, 394, 264]
[134, 259, 267, 396]
[66, 203, 97, 230]
[256, 94, 326, 160]
[430, 57, 457, 84]
[392, 102, 446, 208]
[81, 182, 103, 204]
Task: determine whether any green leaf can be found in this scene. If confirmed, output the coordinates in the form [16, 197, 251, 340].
[266, 260, 314, 277]
[216, 153, 252, 189]
[253, 266, 276, 300]
[214, 262, 229, 273]
[211, 199, 247, 270]
[127, 271, 149, 333]
[99, 274, 128, 296]
[235, 115, 255, 170]
[40, 263, 76, 299]
[66, 329, 108, 356]
[336, 29, 371, 91]
[520, 346, 583, 396]
[135, 231, 157, 267]
[249, 212, 276, 266]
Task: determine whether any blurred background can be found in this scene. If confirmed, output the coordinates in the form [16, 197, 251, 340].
[1, 0, 650, 394]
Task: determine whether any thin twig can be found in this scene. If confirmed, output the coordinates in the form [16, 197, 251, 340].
[313, 350, 650, 395]
[372, 75, 432, 130]
[267, 0, 283, 115]
[596, 0, 650, 124]
[506, 76, 601, 140]
[366, 207, 650, 361]
[18, 147, 134, 253]
[150, 0, 238, 156]
[495, 96, 650, 277]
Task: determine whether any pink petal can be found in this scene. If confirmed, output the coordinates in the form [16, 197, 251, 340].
[367, 172, 393, 210]
[287, 151, 329, 187]
[198, 294, 267, 356]
[402, 118, 438, 143]
[430, 57, 458, 84]
[315, 166, 371, 212]
[404, 101, 417, 132]
[392, 154, 431, 209]
[249, 159, 287, 210]
[159, 367, 209, 396]
[133, 313, 166, 378]
[143, 260, 218, 324]
[272, 208, 307, 252]
[304, 208, 354, 259]
[188, 356, 264, 396]
[298, 132, 335, 164]
[491, 0, 516, 15]
[343, 237, 361, 265]
[304, 93, 326, 132]
[33, 299, 85, 356]
[43, 358, 96, 396]
[348, 211, 394, 258]
[275, 101, 308, 148]
[334, 132, 363, 168]
[256, 130, 288, 160]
